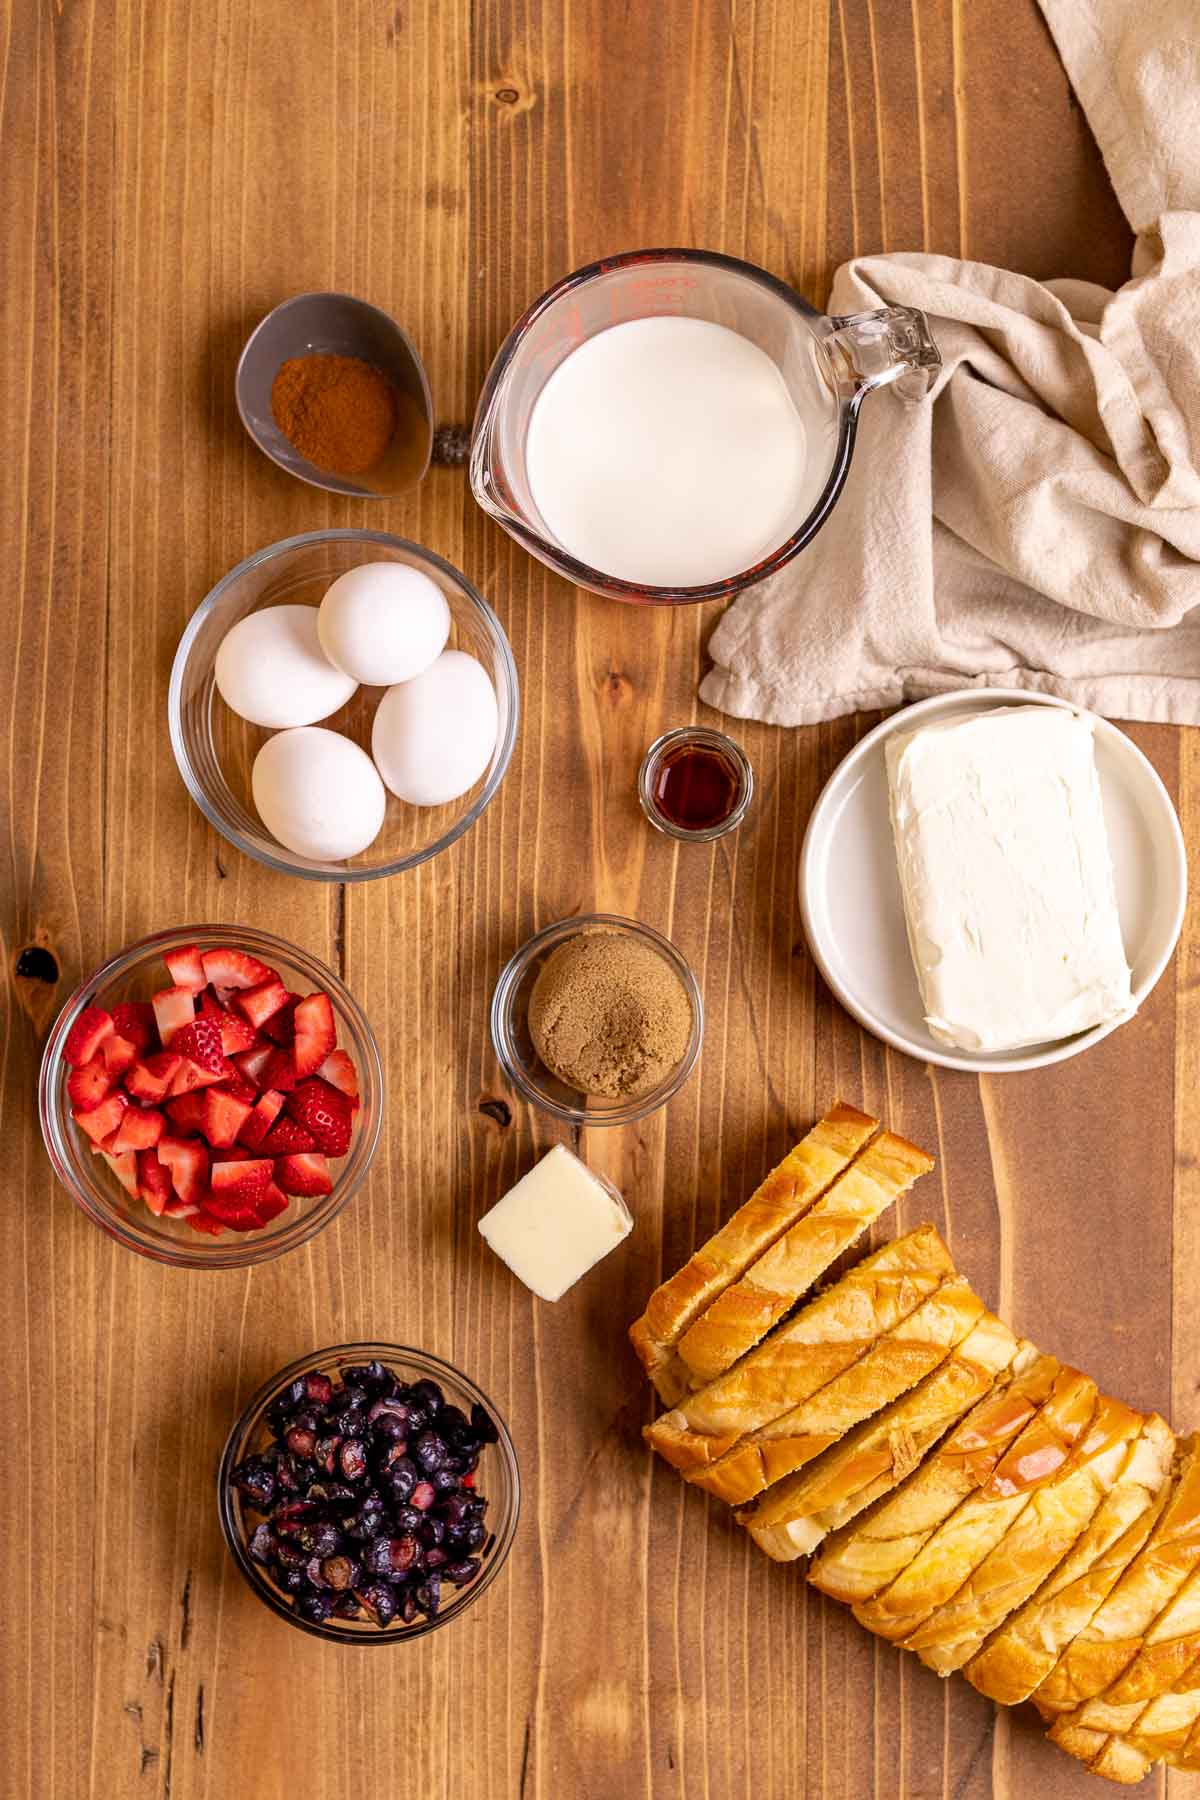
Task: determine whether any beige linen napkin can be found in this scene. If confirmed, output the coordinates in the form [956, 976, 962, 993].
[700, 0, 1200, 727]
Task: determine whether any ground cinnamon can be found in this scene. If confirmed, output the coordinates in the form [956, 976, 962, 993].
[271, 352, 398, 476]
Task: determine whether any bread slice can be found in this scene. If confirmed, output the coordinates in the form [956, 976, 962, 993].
[963, 1415, 1174, 1705]
[685, 1276, 986, 1507]
[644, 1225, 954, 1475]
[1049, 1544, 1200, 1766]
[674, 1130, 934, 1388]
[903, 1394, 1143, 1676]
[1055, 1668, 1200, 1787]
[742, 1311, 1019, 1561]
[628, 1101, 879, 1401]
[1033, 1433, 1200, 1718]
[852, 1364, 1097, 1643]
[810, 1344, 1054, 1605]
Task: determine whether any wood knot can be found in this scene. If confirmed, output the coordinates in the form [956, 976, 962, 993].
[602, 668, 633, 708]
[15, 944, 58, 983]
[478, 1095, 513, 1129]
[13, 937, 62, 1034]
[490, 81, 535, 114]
[494, 86, 519, 105]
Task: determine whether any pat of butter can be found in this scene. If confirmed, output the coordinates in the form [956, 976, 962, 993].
[886, 706, 1134, 1053]
[477, 1144, 632, 1302]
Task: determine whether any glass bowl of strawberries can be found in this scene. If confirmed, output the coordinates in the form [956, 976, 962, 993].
[38, 924, 383, 1267]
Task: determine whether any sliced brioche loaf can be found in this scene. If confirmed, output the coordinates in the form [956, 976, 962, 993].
[629, 1102, 878, 1402]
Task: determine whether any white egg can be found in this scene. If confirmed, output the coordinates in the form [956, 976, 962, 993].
[372, 651, 499, 806]
[317, 562, 451, 687]
[215, 605, 358, 728]
[252, 727, 387, 861]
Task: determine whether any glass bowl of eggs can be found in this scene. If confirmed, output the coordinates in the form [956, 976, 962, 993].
[169, 530, 519, 881]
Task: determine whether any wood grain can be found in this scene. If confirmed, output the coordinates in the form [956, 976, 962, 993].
[0, 1, 1175, 1797]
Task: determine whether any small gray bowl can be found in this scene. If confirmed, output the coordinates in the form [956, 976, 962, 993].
[236, 291, 433, 498]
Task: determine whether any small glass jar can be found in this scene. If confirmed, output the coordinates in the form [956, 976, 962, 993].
[638, 727, 754, 842]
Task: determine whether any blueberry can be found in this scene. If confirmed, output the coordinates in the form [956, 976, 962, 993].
[358, 1581, 397, 1627]
[414, 1431, 448, 1473]
[384, 1457, 417, 1503]
[445, 1557, 481, 1587]
[364, 1537, 397, 1578]
[332, 1592, 364, 1620]
[280, 1566, 309, 1595]
[285, 1426, 317, 1460]
[303, 1372, 334, 1406]
[339, 1439, 367, 1482]
[465, 1520, 487, 1552]
[391, 1504, 423, 1534]
[414, 1573, 442, 1617]
[471, 1403, 500, 1444]
[321, 1555, 362, 1592]
[231, 1455, 276, 1511]
[419, 1516, 445, 1548]
[431, 1469, 460, 1495]
[247, 1522, 276, 1565]
[437, 1494, 470, 1531]
[367, 1399, 411, 1440]
[295, 1589, 335, 1624]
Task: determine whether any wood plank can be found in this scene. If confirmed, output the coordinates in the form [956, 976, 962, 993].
[0, 0, 1169, 1796]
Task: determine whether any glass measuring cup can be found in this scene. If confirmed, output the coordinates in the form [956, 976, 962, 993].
[469, 248, 940, 605]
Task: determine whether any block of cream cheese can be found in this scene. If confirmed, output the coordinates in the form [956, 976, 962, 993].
[885, 706, 1133, 1053]
[477, 1144, 632, 1302]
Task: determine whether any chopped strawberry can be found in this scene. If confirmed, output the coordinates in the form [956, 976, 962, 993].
[137, 1149, 173, 1215]
[259, 1117, 317, 1156]
[186, 1212, 224, 1236]
[125, 1051, 183, 1104]
[167, 1057, 230, 1097]
[164, 1090, 207, 1135]
[222, 1071, 258, 1106]
[163, 1196, 199, 1218]
[213, 1146, 253, 1162]
[255, 1182, 290, 1225]
[164, 944, 206, 990]
[233, 1043, 275, 1087]
[259, 1048, 298, 1092]
[102, 1032, 138, 1078]
[203, 1086, 254, 1148]
[73, 1090, 129, 1145]
[101, 1149, 141, 1198]
[198, 991, 259, 1056]
[239, 1089, 286, 1150]
[157, 1135, 209, 1204]
[200, 947, 275, 991]
[64, 1005, 115, 1067]
[111, 1106, 166, 1154]
[169, 1015, 225, 1073]
[152, 986, 197, 1046]
[67, 1053, 115, 1111]
[286, 1078, 353, 1157]
[234, 978, 291, 1032]
[203, 1157, 274, 1228]
[317, 1048, 359, 1107]
[111, 1001, 157, 1053]
[292, 992, 336, 1077]
[274, 1151, 332, 1197]
[261, 994, 300, 1045]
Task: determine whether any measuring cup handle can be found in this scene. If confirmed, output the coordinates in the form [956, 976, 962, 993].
[818, 305, 941, 402]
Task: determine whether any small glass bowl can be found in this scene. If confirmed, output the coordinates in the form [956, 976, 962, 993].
[638, 726, 754, 842]
[217, 1342, 520, 1643]
[168, 530, 519, 883]
[38, 924, 383, 1268]
[489, 913, 704, 1127]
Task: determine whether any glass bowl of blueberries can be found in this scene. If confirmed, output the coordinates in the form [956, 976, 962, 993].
[218, 1343, 519, 1641]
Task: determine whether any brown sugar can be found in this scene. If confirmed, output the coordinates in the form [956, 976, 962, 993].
[528, 928, 693, 1099]
[270, 352, 398, 476]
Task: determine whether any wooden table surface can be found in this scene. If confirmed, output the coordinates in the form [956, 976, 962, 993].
[3, 2, 1192, 1797]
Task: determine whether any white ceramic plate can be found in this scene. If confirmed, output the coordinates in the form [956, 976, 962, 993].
[799, 690, 1188, 1073]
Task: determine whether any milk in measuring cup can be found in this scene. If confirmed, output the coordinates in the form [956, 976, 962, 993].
[524, 316, 808, 588]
